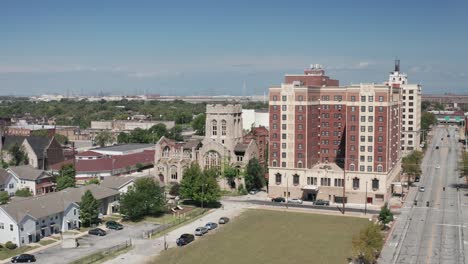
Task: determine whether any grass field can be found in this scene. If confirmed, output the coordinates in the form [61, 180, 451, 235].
[152, 209, 370, 264]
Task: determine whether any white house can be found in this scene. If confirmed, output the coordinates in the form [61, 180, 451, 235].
[7, 165, 55, 196]
[0, 169, 17, 197]
[0, 185, 119, 246]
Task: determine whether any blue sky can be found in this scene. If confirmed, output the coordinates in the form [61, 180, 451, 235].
[0, 0, 467, 96]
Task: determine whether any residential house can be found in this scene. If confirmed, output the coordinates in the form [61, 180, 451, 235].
[100, 176, 137, 193]
[7, 165, 55, 196]
[0, 184, 119, 246]
[0, 136, 65, 169]
[0, 169, 16, 196]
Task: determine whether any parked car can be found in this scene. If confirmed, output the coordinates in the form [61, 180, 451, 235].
[419, 186, 425, 192]
[11, 254, 36, 263]
[195, 227, 209, 236]
[313, 199, 330, 206]
[435, 164, 440, 169]
[435, 146, 439, 149]
[106, 221, 123, 230]
[176, 233, 195, 246]
[271, 197, 286, 203]
[88, 228, 106, 236]
[219, 217, 230, 224]
[205, 222, 218, 230]
[415, 176, 420, 182]
[249, 188, 259, 195]
[288, 198, 303, 204]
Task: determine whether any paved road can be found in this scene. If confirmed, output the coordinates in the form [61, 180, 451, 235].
[34, 222, 158, 264]
[380, 126, 466, 264]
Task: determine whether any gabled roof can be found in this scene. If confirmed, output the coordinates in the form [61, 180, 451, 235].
[234, 143, 249, 154]
[23, 137, 52, 159]
[0, 184, 119, 223]
[0, 169, 11, 185]
[76, 150, 102, 157]
[100, 176, 136, 190]
[2, 136, 26, 151]
[8, 165, 50, 181]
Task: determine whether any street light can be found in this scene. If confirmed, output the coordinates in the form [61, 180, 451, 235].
[285, 173, 289, 209]
[365, 180, 368, 215]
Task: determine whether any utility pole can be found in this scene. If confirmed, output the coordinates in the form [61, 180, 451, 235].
[285, 173, 289, 209]
[342, 170, 346, 214]
[163, 190, 167, 250]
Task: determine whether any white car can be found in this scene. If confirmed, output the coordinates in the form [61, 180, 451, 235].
[435, 164, 440, 169]
[288, 198, 303, 204]
[419, 186, 425, 192]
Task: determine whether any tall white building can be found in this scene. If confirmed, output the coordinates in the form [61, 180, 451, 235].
[387, 60, 422, 155]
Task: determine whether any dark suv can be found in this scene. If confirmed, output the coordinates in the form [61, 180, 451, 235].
[106, 221, 123, 230]
[313, 199, 330, 206]
[271, 197, 286, 203]
[88, 228, 107, 236]
[176, 233, 195, 246]
[11, 254, 36, 263]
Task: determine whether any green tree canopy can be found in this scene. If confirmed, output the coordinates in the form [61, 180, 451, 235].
[117, 132, 130, 144]
[94, 131, 114, 147]
[85, 178, 100, 185]
[79, 190, 100, 227]
[421, 112, 437, 131]
[191, 113, 206, 136]
[0, 191, 10, 204]
[352, 223, 384, 264]
[378, 203, 394, 225]
[120, 178, 165, 221]
[8, 143, 28, 166]
[180, 163, 221, 206]
[402, 150, 423, 178]
[244, 158, 265, 191]
[15, 188, 32, 197]
[56, 164, 76, 191]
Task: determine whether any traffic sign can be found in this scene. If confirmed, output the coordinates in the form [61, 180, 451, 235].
[444, 116, 450, 121]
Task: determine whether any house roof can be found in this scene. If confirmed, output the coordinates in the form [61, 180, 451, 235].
[8, 165, 50, 181]
[24, 137, 52, 159]
[234, 143, 249, 153]
[100, 176, 136, 190]
[76, 150, 102, 157]
[0, 184, 119, 223]
[0, 169, 10, 185]
[1, 136, 26, 151]
[50, 150, 155, 174]
[92, 144, 154, 153]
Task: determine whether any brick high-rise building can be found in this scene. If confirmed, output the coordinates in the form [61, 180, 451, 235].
[268, 65, 402, 205]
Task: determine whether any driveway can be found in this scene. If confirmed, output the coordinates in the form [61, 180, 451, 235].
[33, 222, 158, 264]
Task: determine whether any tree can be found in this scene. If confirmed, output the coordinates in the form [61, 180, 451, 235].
[352, 223, 384, 264]
[117, 132, 130, 144]
[167, 125, 183, 141]
[244, 158, 264, 191]
[180, 163, 221, 206]
[79, 190, 100, 227]
[191, 113, 206, 136]
[421, 112, 437, 131]
[0, 191, 9, 204]
[94, 131, 114, 147]
[8, 143, 28, 166]
[378, 203, 394, 225]
[56, 164, 76, 191]
[15, 188, 32, 197]
[120, 178, 165, 221]
[148, 124, 168, 141]
[54, 134, 70, 145]
[402, 150, 423, 183]
[169, 182, 180, 196]
[85, 178, 100, 185]
[223, 164, 238, 189]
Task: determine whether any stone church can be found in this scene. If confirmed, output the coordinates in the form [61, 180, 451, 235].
[154, 104, 259, 189]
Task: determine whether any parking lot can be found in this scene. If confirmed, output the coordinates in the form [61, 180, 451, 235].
[33, 222, 158, 264]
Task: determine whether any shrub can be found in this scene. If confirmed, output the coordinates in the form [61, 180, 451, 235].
[237, 184, 248, 195]
[5, 241, 17, 250]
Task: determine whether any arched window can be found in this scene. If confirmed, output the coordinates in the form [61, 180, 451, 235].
[205, 151, 221, 173]
[352, 177, 360, 190]
[170, 166, 178, 180]
[212, 120, 218, 136]
[377, 165, 383, 172]
[275, 173, 282, 184]
[372, 178, 379, 190]
[163, 146, 170, 157]
[349, 164, 355, 171]
[221, 120, 227, 136]
[297, 161, 303, 168]
[293, 174, 300, 186]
